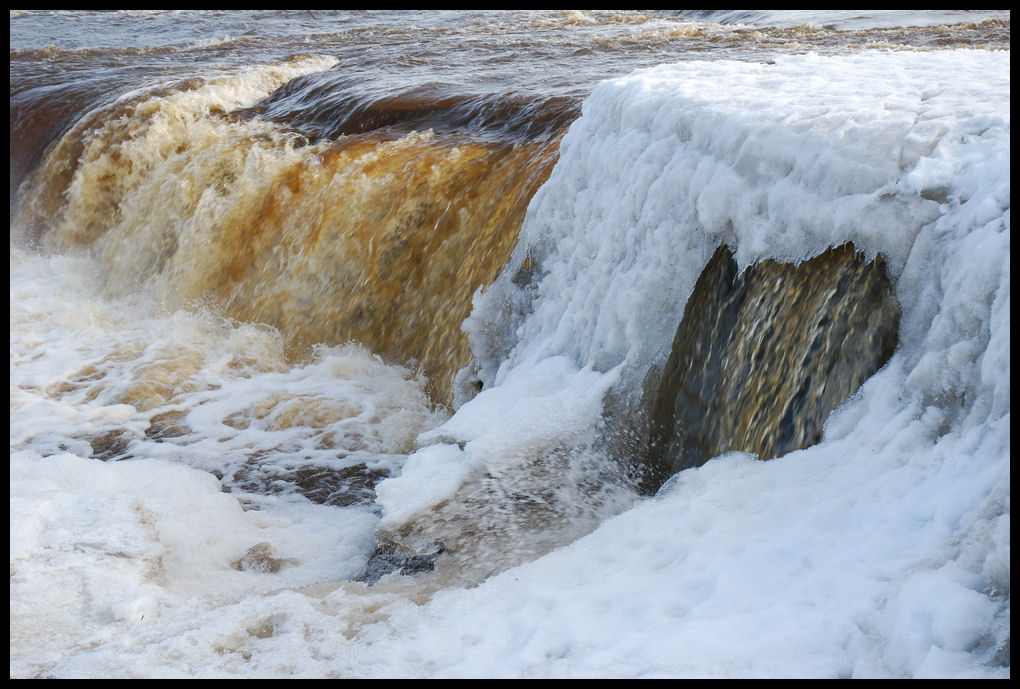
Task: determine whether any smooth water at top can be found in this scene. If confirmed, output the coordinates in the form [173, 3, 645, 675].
[10, 10, 1010, 220]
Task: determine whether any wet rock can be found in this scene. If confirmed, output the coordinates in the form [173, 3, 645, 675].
[641, 243, 899, 493]
[229, 461, 389, 507]
[232, 542, 291, 573]
[86, 430, 133, 460]
[358, 541, 445, 586]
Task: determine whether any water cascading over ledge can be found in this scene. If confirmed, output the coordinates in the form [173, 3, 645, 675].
[13, 60, 567, 408]
[639, 243, 900, 493]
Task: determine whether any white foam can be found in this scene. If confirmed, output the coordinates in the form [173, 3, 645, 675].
[382, 49, 1011, 676]
[10, 49, 1010, 677]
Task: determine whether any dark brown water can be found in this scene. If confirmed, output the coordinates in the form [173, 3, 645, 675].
[10, 10, 1008, 404]
[12, 10, 1010, 205]
[8, 13, 1010, 676]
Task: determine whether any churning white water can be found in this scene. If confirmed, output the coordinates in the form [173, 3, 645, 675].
[10, 12, 1010, 679]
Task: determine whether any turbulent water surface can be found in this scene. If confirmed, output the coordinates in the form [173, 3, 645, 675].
[9, 10, 1011, 679]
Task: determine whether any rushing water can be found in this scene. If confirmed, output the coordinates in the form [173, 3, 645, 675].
[9, 10, 1011, 678]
